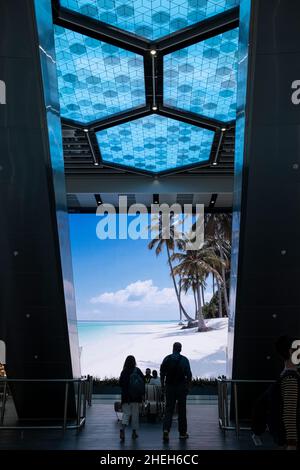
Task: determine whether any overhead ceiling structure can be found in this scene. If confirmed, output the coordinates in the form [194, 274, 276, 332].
[163, 28, 238, 122]
[54, 26, 146, 123]
[59, 0, 239, 40]
[95, 115, 215, 172]
[52, 0, 240, 176]
[67, 192, 233, 213]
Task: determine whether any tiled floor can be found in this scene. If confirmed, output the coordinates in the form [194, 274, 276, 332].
[0, 396, 276, 451]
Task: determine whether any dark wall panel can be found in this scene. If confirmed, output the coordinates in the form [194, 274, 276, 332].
[0, 0, 80, 419]
[228, 0, 300, 416]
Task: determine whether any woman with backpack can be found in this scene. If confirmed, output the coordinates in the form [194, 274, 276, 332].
[119, 355, 145, 442]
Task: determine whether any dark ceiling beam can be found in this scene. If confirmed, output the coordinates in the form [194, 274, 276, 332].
[212, 130, 225, 166]
[156, 7, 239, 55]
[67, 206, 232, 215]
[88, 106, 152, 132]
[143, 51, 163, 109]
[151, 53, 158, 110]
[158, 105, 228, 132]
[157, 161, 210, 178]
[65, 164, 234, 174]
[156, 54, 163, 106]
[66, 172, 234, 192]
[61, 119, 86, 131]
[64, 159, 95, 165]
[85, 130, 100, 166]
[148, 159, 211, 177]
[144, 54, 153, 106]
[53, 5, 150, 55]
[95, 160, 154, 178]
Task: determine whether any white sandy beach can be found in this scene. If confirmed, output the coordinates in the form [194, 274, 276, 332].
[78, 318, 228, 379]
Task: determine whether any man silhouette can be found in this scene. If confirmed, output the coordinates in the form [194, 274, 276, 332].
[160, 342, 192, 442]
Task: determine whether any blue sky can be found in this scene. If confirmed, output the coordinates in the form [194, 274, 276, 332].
[69, 213, 212, 321]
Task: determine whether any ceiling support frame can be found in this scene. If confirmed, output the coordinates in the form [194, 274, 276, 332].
[53, 1, 239, 176]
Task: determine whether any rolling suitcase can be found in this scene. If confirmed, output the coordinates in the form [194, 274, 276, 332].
[114, 401, 122, 422]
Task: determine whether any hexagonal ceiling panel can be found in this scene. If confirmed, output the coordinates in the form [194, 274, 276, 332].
[60, 0, 240, 41]
[54, 26, 145, 124]
[96, 114, 215, 173]
[163, 28, 238, 122]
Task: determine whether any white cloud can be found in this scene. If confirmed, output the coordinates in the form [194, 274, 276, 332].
[90, 279, 179, 308]
[85, 279, 215, 321]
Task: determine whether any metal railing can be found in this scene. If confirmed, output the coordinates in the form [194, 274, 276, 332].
[86, 375, 93, 407]
[0, 377, 93, 431]
[217, 378, 275, 438]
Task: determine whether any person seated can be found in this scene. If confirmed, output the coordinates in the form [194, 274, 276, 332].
[145, 368, 152, 384]
[0, 363, 7, 397]
[0, 363, 6, 378]
[149, 370, 160, 385]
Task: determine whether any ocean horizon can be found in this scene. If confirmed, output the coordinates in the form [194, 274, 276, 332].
[78, 319, 178, 324]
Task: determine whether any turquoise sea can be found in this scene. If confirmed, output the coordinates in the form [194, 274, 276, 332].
[78, 319, 176, 328]
[77, 320, 177, 340]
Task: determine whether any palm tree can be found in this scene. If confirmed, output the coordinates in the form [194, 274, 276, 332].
[216, 276, 223, 318]
[172, 245, 224, 332]
[206, 214, 232, 317]
[217, 241, 231, 316]
[177, 273, 185, 324]
[201, 283, 205, 306]
[179, 272, 200, 322]
[148, 213, 193, 323]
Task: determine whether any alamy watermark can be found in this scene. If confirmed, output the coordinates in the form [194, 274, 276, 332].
[291, 340, 300, 365]
[291, 80, 300, 105]
[0, 80, 6, 105]
[95, 196, 204, 250]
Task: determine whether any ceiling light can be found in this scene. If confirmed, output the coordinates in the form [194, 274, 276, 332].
[84, 128, 89, 133]
[153, 194, 159, 205]
[221, 127, 226, 132]
[152, 105, 158, 111]
[95, 194, 102, 206]
[150, 49, 157, 56]
[209, 193, 218, 208]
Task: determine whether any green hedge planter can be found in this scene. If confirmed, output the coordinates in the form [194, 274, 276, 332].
[92, 381, 219, 396]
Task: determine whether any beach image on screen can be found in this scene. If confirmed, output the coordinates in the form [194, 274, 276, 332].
[70, 210, 230, 380]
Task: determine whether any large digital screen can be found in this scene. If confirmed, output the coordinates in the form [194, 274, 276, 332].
[69, 212, 229, 379]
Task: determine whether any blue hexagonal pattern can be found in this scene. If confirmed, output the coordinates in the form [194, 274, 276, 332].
[60, 0, 240, 40]
[163, 28, 239, 122]
[96, 114, 214, 172]
[54, 26, 145, 124]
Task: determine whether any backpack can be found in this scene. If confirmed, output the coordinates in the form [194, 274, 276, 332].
[129, 368, 145, 400]
[166, 355, 185, 385]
